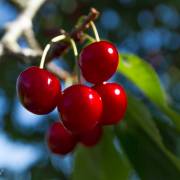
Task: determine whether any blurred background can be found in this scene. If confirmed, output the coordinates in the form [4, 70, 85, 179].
[0, 0, 180, 179]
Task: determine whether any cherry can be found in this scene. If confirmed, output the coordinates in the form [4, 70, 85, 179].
[57, 84, 102, 134]
[79, 41, 119, 84]
[93, 82, 127, 125]
[16, 66, 61, 115]
[79, 125, 103, 147]
[47, 121, 77, 155]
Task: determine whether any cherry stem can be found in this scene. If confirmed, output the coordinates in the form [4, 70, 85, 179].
[90, 21, 100, 42]
[39, 35, 81, 83]
[39, 34, 66, 69]
[69, 38, 81, 83]
[84, 33, 96, 43]
[39, 44, 51, 69]
[51, 34, 66, 43]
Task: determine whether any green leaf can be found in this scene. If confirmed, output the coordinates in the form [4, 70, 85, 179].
[154, 117, 180, 155]
[118, 53, 166, 107]
[72, 128, 131, 180]
[118, 53, 180, 131]
[125, 95, 162, 145]
[162, 105, 180, 128]
[115, 96, 180, 180]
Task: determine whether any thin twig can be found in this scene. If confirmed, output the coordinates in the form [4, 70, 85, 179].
[70, 8, 100, 39]
[46, 62, 71, 81]
[46, 8, 100, 61]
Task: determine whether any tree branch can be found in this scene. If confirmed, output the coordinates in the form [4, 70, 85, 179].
[3, 0, 46, 42]
[0, 0, 46, 58]
[0, 4, 99, 80]
[71, 8, 100, 40]
[46, 8, 100, 62]
[23, 28, 42, 51]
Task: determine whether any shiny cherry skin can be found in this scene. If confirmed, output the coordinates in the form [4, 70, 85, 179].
[93, 82, 127, 125]
[79, 41, 119, 84]
[47, 121, 77, 155]
[16, 66, 61, 115]
[57, 84, 103, 134]
[79, 125, 103, 147]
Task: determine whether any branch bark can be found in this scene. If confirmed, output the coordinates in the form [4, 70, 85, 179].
[46, 8, 99, 62]
[0, 0, 46, 58]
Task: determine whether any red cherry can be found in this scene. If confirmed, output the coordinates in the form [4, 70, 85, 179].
[79, 41, 119, 84]
[16, 66, 61, 115]
[79, 125, 103, 147]
[57, 84, 102, 134]
[47, 121, 77, 155]
[93, 82, 127, 125]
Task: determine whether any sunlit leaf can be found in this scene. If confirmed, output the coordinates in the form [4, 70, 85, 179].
[118, 53, 166, 107]
[118, 53, 180, 131]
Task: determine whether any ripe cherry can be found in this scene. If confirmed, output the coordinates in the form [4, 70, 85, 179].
[93, 82, 127, 125]
[47, 121, 77, 155]
[57, 84, 103, 134]
[79, 125, 103, 147]
[16, 66, 61, 115]
[79, 41, 119, 84]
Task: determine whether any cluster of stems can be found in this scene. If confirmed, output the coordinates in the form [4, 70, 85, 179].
[39, 21, 100, 83]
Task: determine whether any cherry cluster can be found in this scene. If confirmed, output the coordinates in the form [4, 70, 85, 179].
[16, 23, 127, 155]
